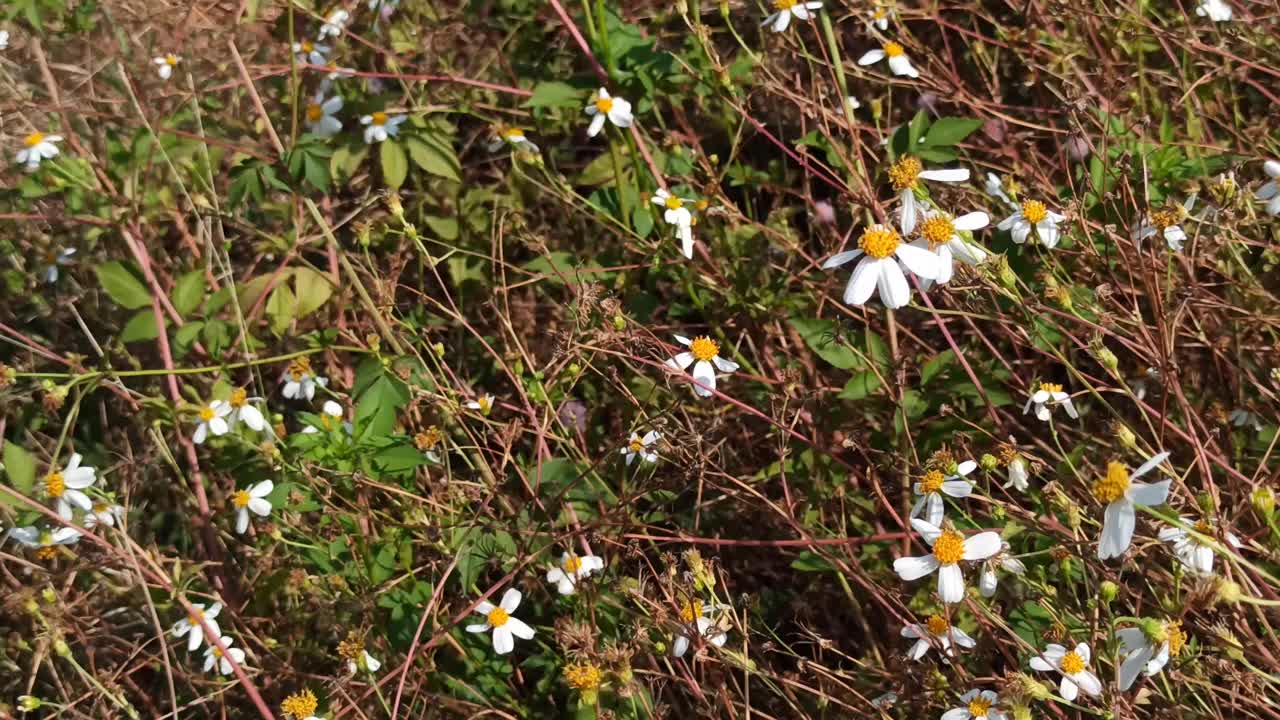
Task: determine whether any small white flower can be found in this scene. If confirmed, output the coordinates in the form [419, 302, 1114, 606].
[1117, 620, 1187, 690]
[202, 635, 247, 676]
[1229, 408, 1264, 433]
[1093, 452, 1172, 560]
[885, 156, 970, 235]
[305, 92, 344, 138]
[322, 63, 357, 82]
[231, 480, 274, 535]
[583, 88, 633, 137]
[42, 247, 76, 283]
[348, 650, 381, 674]
[360, 111, 407, 144]
[1029, 642, 1102, 701]
[43, 453, 97, 520]
[1134, 197, 1195, 251]
[978, 542, 1025, 597]
[193, 400, 233, 444]
[292, 39, 330, 66]
[1002, 451, 1030, 492]
[983, 172, 1014, 207]
[466, 588, 535, 655]
[911, 209, 990, 287]
[16, 131, 62, 171]
[672, 599, 729, 658]
[486, 126, 539, 153]
[466, 393, 495, 415]
[761, 0, 822, 33]
[910, 462, 976, 527]
[84, 501, 124, 530]
[844, 95, 861, 112]
[227, 388, 268, 432]
[171, 602, 223, 652]
[0, 30, 9, 50]
[302, 400, 351, 434]
[6, 525, 82, 549]
[545, 551, 605, 595]
[665, 334, 740, 398]
[998, 199, 1066, 249]
[901, 613, 975, 661]
[869, 5, 890, 31]
[822, 223, 940, 310]
[857, 40, 919, 78]
[893, 519, 1002, 604]
[280, 357, 327, 400]
[941, 688, 1006, 720]
[621, 430, 660, 465]
[1195, 0, 1232, 22]
[651, 189, 696, 258]
[1157, 516, 1243, 576]
[153, 54, 181, 80]
[1023, 381, 1078, 422]
[1256, 160, 1280, 216]
[318, 9, 350, 39]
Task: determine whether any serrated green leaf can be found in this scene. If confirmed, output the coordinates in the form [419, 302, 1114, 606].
[96, 261, 151, 309]
[380, 139, 408, 190]
[406, 136, 459, 182]
[923, 117, 983, 147]
[172, 270, 205, 316]
[293, 266, 333, 318]
[121, 309, 163, 343]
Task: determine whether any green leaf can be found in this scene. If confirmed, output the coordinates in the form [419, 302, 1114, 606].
[907, 110, 930, 148]
[380, 139, 408, 190]
[172, 270, 205, 317]
[265, 284, 297, 335]
[525, 81, 582, 109]
[790, 551, 834, 573]
[96, 261, 151, 309]
[406, 136, 460, 182]
[2, 442, 37, 507]
[838, 371, 881, 400]
[293, 266, 333, 318]
[121, 309, 163, 343]
[790, 317, 861, 370]
[923, 117, 983, 147]
[424, 215, 459, 240]
[921, 350, 955, 385]
[355, 373, 410, 440]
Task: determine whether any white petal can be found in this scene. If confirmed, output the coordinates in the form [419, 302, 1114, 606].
[1098, 500, 1135, 559]
[887, 54, 918, 78]
[857, 49, 886, 65]
[587, 113, 606, 137]
[893, 554, 939, 580]
[823, 249, 862, 268]
[925, 494, 943, 526]
[465, 623, 490, 633]
[1037, 220, 1061, 248]
[844, 258, 880, 306]
[936, 563, 965, 603]
[1029, 656, 1055, 672]
[1010, 219, 1032, 245]
[918, 168, 969, 183]
[506, 617, 535, 640]
[962, 532, 1002, 560]
[896, 242, 940, 279]
[910, 518, 943, 542]
[500, 588, 522, 612]
[1131, 451, 1171, 479]
[713, 355, 739, 373]
[251, 480, 274, 498]
[877, 261, 911, 309]
[666, 352, 695, 371]
[248, 498, 272, 516]
[493, 626, 514, 654]
[909, 638, 931, 660]
[691, 360, 716, 397]
[953, 211, 989, 230]
[1127, 480, 1171, 507]
[1060, 677, 1079, 702]
[1071, 671, 1102, 697]
[941, 480, 973, 498]
[673, 635, 690, 657]
[235, 508, 250, 534]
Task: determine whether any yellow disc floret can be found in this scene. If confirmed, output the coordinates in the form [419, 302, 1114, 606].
[883, 41, 905, 58]
[919, 214, 956, 246]
[773, 0, 797, 9]
[370, 112, 388, 126]
[287, 357, 313, 382]
[920, 470, 945, 495]
[858, 225, 902, 259]
[1021, 199, 1048, 224]
[564, 662, 603, 690]
[337, 634, 365, 661]
[680, 599, 703, 623]
[230, 388, 248, 408]
[932, 530, 965, 565]
[487, 606, 510, 627]
[968, 695, 993, 718]
[594, 96, 614, 113]
[689, 336, 720, 362]
[45, 472, 66, 498]
[1059, 650, 1086, 674]
[306, 103, 323, 123]
[1092, 462, 1130, 504]
[1038, 382, 1063, 393]
[926, 613, 949, 635]
[629, 436, 645, 452]
[200, 405, 216, 421]
[25, 132, 46, 147]
[1150, 207, 1182, 229]
[281, 689, 319, 719]
[232, 490, 251, 509]
[888, 156, 922, 191]
[1164, 620, 1187, 656]
[664, 194, 684, 210]
[563, 554, 583, 573]
[415, 425, 442, 451]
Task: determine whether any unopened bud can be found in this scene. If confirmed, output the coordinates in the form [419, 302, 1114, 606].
[980, 453, 999, 471]
[1099, 580, 1118, 604]
[1112, 421, 1137, 450]
[1016, 673, 1052, 701]
[1094, 344, 1119, 374]
[18, 695, 42, 712]
[432, 342, 445, 358]
[386, 191, 404, 219]
[612, 314, 626, 331]
[996, 255, 1018, 289]
[53, 638, 71, 658]
[1252, 487, 1275, 517]
[41, 588, 56, 605]
[1216, 579, 1242, 605]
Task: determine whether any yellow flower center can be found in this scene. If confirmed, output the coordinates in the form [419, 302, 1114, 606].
[874, 8, 888, 20]
[287, 357, 312, 382]
[230, 388, 248, 408]
[1038, 382, 1062, 394]
[93, 501, 110, 513]
[211, 646, 224, 658]
[487, 607, 510, 627]
[919, 215, 956, 246]
[24, 132, 45, 147]
[920, 470, 945, 495]
[564, 662, 603, 690]
[1165, 620, 1186, 656]
[301, 41, 314, 53]
[664, 195, 684, 210]
[1092, 462, 1130, 504]
[563, 554, 583, 573]
[200, 405, 216, 422]
[629, 436, 646, 452]
[45, 472, 66, 498]
[1150, 208, 1181, 230]
[883, 41, 905, 58]
[680, 600, 703, 623]
[925, 613, 949, 635]
[165, 55, 178, 66]
[232, 490, 251, 509]
[187, 609, 202, 625]
[772, 0, 797, 9]
[503, 127, 525, 139]
[689, 336, 720, 362]
[858, 225, 902, 259]
[477, 396, 492, 413]
[998, 445, 1018, 465]
[337, 635, 365, 661]
[281, 689, 319, 719]
[888, 155, 921, 191]
[415, 426, 442, 450]
[35, 546, 58, 561]
[371, 111, 388, 126]
[1021, 199, 1048, 224]
[306, 103, 323, 122]
[932, 530, 965, 565]
[1060, 650, 1086, 675]
[1194, 519, 1213, 534]
[968, 696, 993, 718]
[594, 97, 614, 113]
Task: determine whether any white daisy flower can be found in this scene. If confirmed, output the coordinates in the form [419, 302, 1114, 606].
[486, 126, 539, 153]
[466, 588, 535, 655]
[6, 526, 81, 553]
[1023, 381, 1078, 422]
[348, 649, 381, 674]
[171, 602, 222, 652]
[280, 357, 326, 401]
[857, 40, 919, 78]
[869, 5, 890, 31]
[202, 635, 246, 676]
[43, 453, 96, 520]
[1117, 620, 1187, 690]
[998, 199, 1066, 249]
[302, 400, 351, 434]
[83, 501, 124, 530]
[1134, 197, 1195, 251]
[651, 189, 696, 258]
[912, 209, 990, 286]
[231, 480, 274, 535]
[672, 598, 729, 658]
[901, 613, 975, 661]
[1255, 160, 1280, 216]
[910, 462, 976, 527]
[941, 689, 1006, 720]
[621, 430, 660, 465]
[318, 9, 350, 39]
[1029, 642, 1102, 701]
[822, 223, 940, 310]
[153, 54, 181, 80]
[16, 131, 62, 171]
[1093, 451, 1172, 560]
[1157, 516, 1243, 576]
[322, 62, 357, 82]
[664, 334, 740, 398]
[193, 400, 233, 444]
[886, 156, 970, 232]
[305, 92, 343, 138]
[893, 519, 1002, 604]
[545, 551, 605, 595]
[983, 172, 1014, 207]
[583, 88, 633, 137]
[292, 39, 330, 66]
[1229, 408, 1264, 432]
[978, 542, 1026, 597]
[1000, 447, 1030, 492]
[844, 95, 861, 112]
[761, 0, 822, 33]
[1195, 0, 1232, 21]
[360, 111, 407, 144]
[227, 387, 268, 432]
[42, 247, 76, 283]
[466, 393, 495, 415]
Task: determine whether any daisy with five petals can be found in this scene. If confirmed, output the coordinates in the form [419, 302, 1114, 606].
[664, 334, 740, 398]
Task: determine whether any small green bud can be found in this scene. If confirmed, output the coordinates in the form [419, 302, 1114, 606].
[1216, 579, 1242, 605]
[53, 638, 71, 658]
[612, 314, 626, 331]
[1113, 421, 1137, 450]
[979, 453, 999, 472]
[1010, 704, 1032, 720]
[24, 598, 39, 615]
[1094, 344, 1118, 374]
[41, 587, 56, 605]
[996, 255, 1018, 289]
[1099, 580, 1118, 604]
[386, 191, 404, 220]
[18, 695, 42, 712]
[568, 362, 581, 376]
[432, 342, 445, 358]
[1252, 487, 1275, 517]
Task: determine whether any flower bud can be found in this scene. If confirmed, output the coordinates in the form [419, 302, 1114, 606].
[1093, 344, 1119, 374]
[41, 588, 56, 605]
[980, 453, 999, 472]
[18, 695, 42, 712]
[995, 255, 1018, 289]
[1112, 421, 1137, 450]
[1215, 579, 1242, 605]
[1099, 580, 1118, 605]
[53, 638, 71, 658]
[1252, 487, 1275, 517]
[612, 314, 626, 331]
[432, 342, 445, 358]
[386, 191, 404, 220]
